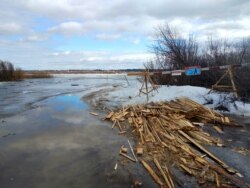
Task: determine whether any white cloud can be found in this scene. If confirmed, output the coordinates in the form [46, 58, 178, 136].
[0, 37, 152, 70]
[96, 33, 121, 41]
[0, 0, 249, 69]
[25, 33, 49, 42]
[2, 1, 250, 37]
[0, 22, 23, 35]
[132, 38, 140, 45]
[48, 50, 153, 70]
[48, 21, 84, 35]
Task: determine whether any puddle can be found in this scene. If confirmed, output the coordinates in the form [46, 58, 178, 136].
[47, 95, 88, 111]
[0, 92, 157, 188]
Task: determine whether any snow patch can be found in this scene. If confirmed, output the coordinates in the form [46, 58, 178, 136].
[106, 83, 250, 116]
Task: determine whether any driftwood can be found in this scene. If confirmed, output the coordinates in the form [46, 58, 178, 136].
[106, 97, 247, 187]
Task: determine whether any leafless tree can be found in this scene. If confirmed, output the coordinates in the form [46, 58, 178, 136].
[0, 61, 8, 81]
[205, 36, 250, 66]
[152, 24, 199, 69]
[152, 24, 250, 70]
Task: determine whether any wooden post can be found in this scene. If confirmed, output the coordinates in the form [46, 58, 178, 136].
[145, 72, 149, 102]
[208, 66, 238, 98]
[228, 66, 238, 98]
[129, 69, 158, 102]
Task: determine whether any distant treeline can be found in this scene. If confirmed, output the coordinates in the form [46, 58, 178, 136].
[35, 69, 151, 74]
[0, 60, 52, 81]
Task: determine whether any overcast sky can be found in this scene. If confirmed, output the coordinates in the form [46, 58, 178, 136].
[0, 0, 249, 70]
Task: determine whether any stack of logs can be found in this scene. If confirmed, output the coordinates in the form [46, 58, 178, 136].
[105, 97, 248, 188]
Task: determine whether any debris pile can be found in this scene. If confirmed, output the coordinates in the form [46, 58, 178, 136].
[105, 97, 248, 188]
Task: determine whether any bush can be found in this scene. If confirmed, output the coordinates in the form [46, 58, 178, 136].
[0, 60, 24, 81]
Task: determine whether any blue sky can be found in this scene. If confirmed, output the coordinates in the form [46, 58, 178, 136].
[0, 0, 249, 70]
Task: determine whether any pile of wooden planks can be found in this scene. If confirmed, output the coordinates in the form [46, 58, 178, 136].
[105, 97, 248, 188]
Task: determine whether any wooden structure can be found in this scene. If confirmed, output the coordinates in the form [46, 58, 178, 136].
[138, 70, 159, 102]
[209, 66, 238, 98]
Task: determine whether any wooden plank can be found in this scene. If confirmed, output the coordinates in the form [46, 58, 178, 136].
[228, 66, 238, 98]
[141, 160, 164, 186]
[90, 112, 99, 116]
[213, 126, 224, 134]
[128, 139, 138, 162]
[178, 130, 237, 174]
[106, 111, 114, 119]
[180, 164, 193, 175]
[119, 152, 136, 162]
[154, 158, 174, 188]
[136, 147, 143, 155]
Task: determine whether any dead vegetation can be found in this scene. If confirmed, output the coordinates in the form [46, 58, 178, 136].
[105, 97, 249, 188]
[24, 71, 53, 79]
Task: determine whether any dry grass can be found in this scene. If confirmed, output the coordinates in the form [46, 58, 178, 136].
[24, 71, 53, 79]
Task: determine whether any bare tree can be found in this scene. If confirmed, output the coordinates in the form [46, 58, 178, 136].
[7, 61, 14, 80]
[152, 24, 199, 69]
[205, 36, 250, 66]
[144, 60, 155, 70]
[0, 61, 8, 81]
[236, 37, 250, 64]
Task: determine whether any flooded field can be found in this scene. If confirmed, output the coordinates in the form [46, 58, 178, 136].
[0, 75, 156, 188]
[0, 75, 249, 188]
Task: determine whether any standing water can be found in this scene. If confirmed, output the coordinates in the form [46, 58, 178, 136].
[0, 75, 156, 188]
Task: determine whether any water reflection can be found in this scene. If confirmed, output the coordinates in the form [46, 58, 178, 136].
[43, 95, 88, 124]
[46, 95, 88, 112]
